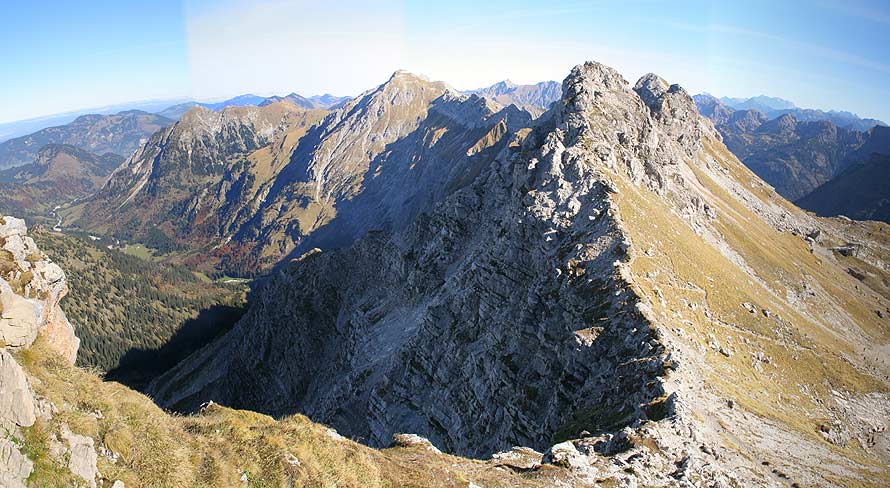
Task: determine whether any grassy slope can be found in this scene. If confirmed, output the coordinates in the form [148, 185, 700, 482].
[608, 136, 890, 486]
[17, 339, 574, 488]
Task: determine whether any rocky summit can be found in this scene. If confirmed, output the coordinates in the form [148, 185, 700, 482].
[147, 61, 890, 486]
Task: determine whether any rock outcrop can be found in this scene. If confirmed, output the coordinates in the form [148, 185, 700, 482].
[150, 61, 890, 487]
[61, 424, 99, 487]
[0, 349, 36, 431]
[0, 215, 78, 363]
[0, 437, 32, 488]
[0, 215, 93, 486]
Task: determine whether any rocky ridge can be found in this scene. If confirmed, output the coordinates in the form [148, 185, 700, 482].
[150, 61, 890, 486]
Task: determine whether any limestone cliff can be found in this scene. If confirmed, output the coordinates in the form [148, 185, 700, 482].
[0, 215, 93, 487]
[0, 216, 78, 363]
[150, 62, 890, 487]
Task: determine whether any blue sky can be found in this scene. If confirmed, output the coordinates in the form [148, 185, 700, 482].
[1, 0, 888, 124]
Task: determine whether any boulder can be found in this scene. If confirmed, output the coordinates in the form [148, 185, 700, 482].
[61, 425, 98, 487]
[0, 438, 33, 488]
[543, 440, 586, 469]
[0, 349, 36, 430]
[391, 433, 443, 454]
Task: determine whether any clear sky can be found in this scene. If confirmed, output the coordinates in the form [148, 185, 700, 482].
[2, 0, 889, 124]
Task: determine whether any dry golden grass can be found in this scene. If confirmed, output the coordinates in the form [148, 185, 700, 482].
[602, 136, 890, 485]
[16, 339, 573, 488]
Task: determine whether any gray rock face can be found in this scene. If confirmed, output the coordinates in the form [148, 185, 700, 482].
[61, 424, 98, 487]
[0, 438, 33, 488]
[0, 216, 79, 362]
[0, 217, 85, 488]
[150, 62, 691, 458]
[0, 349, 36, 431]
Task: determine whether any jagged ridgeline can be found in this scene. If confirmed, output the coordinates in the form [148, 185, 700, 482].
[147, 62, 890, 486]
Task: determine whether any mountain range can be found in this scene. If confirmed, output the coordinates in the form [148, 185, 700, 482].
[467, 79, 562, 117]
[137, 62, 889, 485]
[156, 93, 353, 120]
[715, 94, 886, 131]
[694, 94, 890, 203]
[62, 72, 533, 273]
[0, 61, 889, 487]
[719, 95, 796, 112]
[0, 110, 171, 171]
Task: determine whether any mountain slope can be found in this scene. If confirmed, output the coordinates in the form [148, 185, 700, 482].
[796, 153, 890, 222]
[150, 62, 890, 486]
[0, 111, 171, 170]
[0, 144, 123, 221]
[63, 102, 329, 271]
[66, 72, 532, 273]
[468, 80, 561, 117]
[31, 229, 248, 386]
[1, 215, 583, 488]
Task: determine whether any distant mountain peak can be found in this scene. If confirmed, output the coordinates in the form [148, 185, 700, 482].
[467, 78, 562, 118]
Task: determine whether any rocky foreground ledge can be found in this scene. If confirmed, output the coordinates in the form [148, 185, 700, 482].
[0, 215, 95, 487]
[0, 215, 79, 363]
